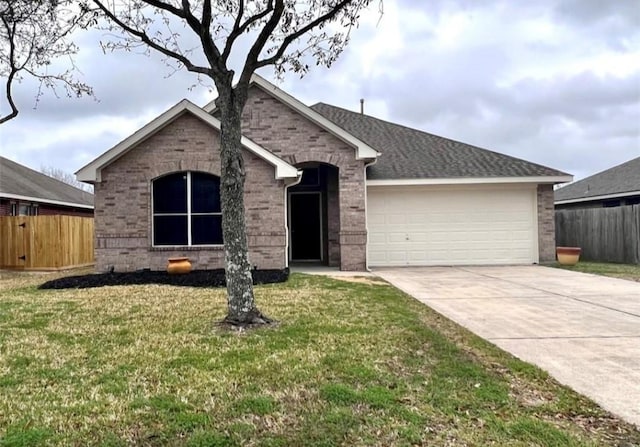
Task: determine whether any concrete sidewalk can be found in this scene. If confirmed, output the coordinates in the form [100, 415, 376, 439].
[374, 266, 640, 427]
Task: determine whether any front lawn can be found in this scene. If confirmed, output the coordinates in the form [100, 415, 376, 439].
[553, 261, 640, 282]
[0, 272, 638, 446]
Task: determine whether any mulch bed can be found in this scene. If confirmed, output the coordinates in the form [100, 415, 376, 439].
[39, 268, 289, 290]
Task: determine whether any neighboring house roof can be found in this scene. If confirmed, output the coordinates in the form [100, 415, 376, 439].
[76, 99, 300, 183]
[311, 103, 572, 184]
[203, 74, 380, 161]
[0, 156, 94, 209]
[554, 156, 640, 204]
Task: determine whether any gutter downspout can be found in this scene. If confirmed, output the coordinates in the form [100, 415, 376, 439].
[283, 171, 303, 269]
[363, 156, 380, 272]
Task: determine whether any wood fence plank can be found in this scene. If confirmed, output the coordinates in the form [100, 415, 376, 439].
[556, 205, 640, 264]
[0, 216, 94, 270]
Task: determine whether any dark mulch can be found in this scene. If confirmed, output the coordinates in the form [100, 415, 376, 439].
[39, 268, 289, 290]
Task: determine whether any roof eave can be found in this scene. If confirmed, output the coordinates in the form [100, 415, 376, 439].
[367, 175, 573, 187]
[555, 190, 640, 205]
[0, 192, 94, 209]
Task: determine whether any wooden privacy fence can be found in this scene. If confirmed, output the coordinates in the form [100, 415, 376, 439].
[555, 205, 640, 264]
[0, 216, 94, 270]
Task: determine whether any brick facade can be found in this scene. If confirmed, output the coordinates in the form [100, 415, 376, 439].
[537, 184, 556, 262]
[94, 113, 285, 272]
[0, 199, 10, 216]
[38, 205, 93, 217]
[92, 84, 557, 272]
[237, 85, 368, 271]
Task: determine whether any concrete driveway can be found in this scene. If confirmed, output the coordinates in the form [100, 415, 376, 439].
[374, 266, 640, 426]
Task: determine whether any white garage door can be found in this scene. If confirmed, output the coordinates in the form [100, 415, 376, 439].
[367, 185, 538, 266]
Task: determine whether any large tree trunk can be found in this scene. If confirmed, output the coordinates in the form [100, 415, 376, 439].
[217, 92, 272, 326]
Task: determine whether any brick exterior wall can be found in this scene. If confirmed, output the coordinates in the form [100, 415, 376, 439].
[537, 184, 556, 262]
[38, 205, 93, 217]
[94, 113, 285, 272]
[237, 85, 368, 271]
[0, 198, 93, 217]
[93, 83, 555, 272]
[0, 199, 10, 216]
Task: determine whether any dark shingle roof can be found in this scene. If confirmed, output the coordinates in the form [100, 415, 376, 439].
[311, 103, 569, 180]
[0, 156, 93, 207]
[554, 156, 640, 202]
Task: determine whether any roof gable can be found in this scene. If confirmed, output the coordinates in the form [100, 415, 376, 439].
[555, 156, 640, 204]
[76, 99, 299, 183]
[311, 103, 572, 183]
[203, 74, 380, 161]
[0, 156, 93, 209]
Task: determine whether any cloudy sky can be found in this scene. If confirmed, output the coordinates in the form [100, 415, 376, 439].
[1, 0, 639, 182]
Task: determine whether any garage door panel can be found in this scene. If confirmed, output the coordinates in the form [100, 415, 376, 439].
[387, 232, 409, 243]
[367, 185, 536, 266]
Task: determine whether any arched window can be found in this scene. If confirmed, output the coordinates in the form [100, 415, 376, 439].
[152, 172, 223, 246]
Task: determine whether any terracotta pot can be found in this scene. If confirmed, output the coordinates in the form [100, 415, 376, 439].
[167, 257, 192, 274]
[556, 247, 581, 266]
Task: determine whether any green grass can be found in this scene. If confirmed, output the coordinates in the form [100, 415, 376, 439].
[0, 272, 638, 446]
[552, 261, 640, 281]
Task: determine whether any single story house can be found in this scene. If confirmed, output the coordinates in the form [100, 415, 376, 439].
[0, 156, 94, 217]
[77, 75, 571, 272]
[555, 156, 640, 209]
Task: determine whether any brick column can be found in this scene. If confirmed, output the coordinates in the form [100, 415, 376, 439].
[537, 184, 556, 262]
[338, 177, 367, 271]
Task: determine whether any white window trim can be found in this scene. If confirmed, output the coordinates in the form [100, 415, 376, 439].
[151, 171, 223, 248]
[17, 202, 38, 216]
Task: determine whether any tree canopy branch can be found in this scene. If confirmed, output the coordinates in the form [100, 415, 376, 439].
[256, 0, 356, 69]
[0, 14, 19, 124]
[222, 0, 275, 64]
[240, 0, 284, 85]
[92, 0, 212, 76]
[1, 0, 93, 125]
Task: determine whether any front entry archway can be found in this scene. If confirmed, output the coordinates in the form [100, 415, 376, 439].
[287, 163, 339, 266]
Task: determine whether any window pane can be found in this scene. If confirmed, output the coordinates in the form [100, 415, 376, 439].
[154, 215, 188, 245]
[192, 215, 223, 245]
[153, 173, 187, 214]
[191, 172, 221, 213]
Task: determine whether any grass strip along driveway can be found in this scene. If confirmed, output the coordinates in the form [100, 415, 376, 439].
[553, 261, 640, 282]
[0, 272, 638, 446]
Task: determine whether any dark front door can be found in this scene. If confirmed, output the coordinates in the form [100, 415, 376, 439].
[290, 192, 322, 261]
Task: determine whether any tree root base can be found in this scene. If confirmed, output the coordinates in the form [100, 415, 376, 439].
[216, 311, 277, 332]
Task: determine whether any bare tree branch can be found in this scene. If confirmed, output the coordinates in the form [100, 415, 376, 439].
[41, 165, 94, 192]
[239, 0, 286, 85]
[179, 0, 227, 78]
[0, 13, 18, 124]
[0, 0, 93, 125]
[222, 0, 275, 64]
[255, 0, 357, 70]
[92, 0, 213, 76]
